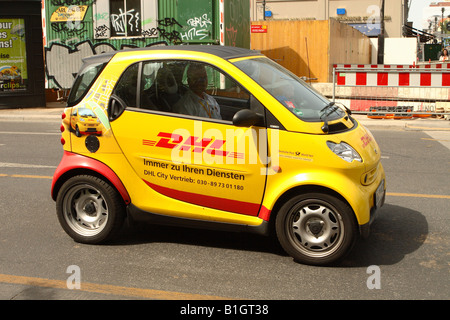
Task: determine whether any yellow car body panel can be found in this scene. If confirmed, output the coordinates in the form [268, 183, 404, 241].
[263, 126, 385, 226]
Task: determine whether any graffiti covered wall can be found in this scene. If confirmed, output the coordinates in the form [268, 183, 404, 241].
[45, 0, 163, 89]
[223, 0, 250, 48]
[44, 0, 250, 89]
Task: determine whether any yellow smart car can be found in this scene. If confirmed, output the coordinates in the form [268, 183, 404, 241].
[70, 106, 103, 137]
[52, 46, 385, 265]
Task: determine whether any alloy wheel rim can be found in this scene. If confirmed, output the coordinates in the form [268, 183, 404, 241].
[63, 184, 109, 237]
[288, 201, 344, 258]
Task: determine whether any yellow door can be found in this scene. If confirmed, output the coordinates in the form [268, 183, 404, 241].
[109, 59, 268, 218]
[111, 112, 267, 216]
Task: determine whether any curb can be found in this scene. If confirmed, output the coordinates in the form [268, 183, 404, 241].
[0, 107, 65, 122]
[353, 115, 450, 131]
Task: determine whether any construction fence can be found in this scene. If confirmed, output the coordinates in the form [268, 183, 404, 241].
[331, 63, 450, 119]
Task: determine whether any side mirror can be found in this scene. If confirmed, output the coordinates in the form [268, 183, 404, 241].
[108, 94, 126, 121]
[232, 109, 264, 127]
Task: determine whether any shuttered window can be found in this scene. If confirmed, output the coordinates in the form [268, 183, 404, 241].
[93, 0, 157, 39]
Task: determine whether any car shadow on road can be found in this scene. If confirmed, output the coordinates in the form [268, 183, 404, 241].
[340, 203, 428, 267]
[113, 219, 287, 256]
[110, 203, 427, 266]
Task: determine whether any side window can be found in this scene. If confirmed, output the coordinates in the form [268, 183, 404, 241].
[198, 64, 250, 121]
[68, 62, 105, 105]
[135, 60, 252, 122]
[139, 61, 185, 112]
[113, 63, 139, 108]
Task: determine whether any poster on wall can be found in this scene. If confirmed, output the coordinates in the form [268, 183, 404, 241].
[0, 18, 27, 92]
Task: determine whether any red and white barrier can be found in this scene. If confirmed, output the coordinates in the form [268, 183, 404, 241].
[334, 64, 450, 87]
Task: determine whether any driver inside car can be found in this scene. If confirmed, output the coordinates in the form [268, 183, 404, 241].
[173, 63, 222, 119]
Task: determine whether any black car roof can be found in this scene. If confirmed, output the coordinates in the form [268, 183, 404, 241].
[122, 45, 262, 60]
[82, 45, 262, 65]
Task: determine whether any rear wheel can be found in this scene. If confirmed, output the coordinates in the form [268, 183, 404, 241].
[275, 193, 357, 265]
[56, 175, 126, 244]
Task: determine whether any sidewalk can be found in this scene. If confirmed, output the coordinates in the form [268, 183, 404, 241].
[0, 102, 66, 122]
[0, 102, 449, 130]
[353, 113, 450, 131]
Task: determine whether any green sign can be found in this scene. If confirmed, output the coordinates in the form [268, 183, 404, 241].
[0, 18, 27, 92]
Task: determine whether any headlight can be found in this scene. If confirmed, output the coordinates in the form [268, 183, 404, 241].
[326, 141, 362, 163]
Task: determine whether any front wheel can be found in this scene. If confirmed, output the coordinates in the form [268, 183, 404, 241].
[275, 193, 358, 265]
[56, 175, 126, 244]
[75, 125, 81, 137]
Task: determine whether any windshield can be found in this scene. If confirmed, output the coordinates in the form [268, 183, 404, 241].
[78, 108, 97, 117]
[233, 57, 345, 122]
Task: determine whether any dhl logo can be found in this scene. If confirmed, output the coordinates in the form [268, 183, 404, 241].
[143, 132, 244, 159]
[361, 133, 373, 148]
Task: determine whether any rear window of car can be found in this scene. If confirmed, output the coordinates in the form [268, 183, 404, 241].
[67, 62, 106, 105]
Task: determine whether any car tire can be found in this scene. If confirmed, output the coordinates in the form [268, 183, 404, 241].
[75, 126, 81, 137]
[56, 175, 126, 244]
[275, 193, 357, 266]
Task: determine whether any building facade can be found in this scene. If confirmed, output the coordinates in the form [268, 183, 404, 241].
[251, 0, 407, 38]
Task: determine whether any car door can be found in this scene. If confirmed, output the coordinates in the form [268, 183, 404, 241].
[109, 59, 268, 220]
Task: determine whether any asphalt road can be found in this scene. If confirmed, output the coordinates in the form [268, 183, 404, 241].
[0, 116, 448, 305]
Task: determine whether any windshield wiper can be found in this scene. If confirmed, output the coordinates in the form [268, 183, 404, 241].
[319, 102, 352, 133]
[320, 102, 339, 133]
